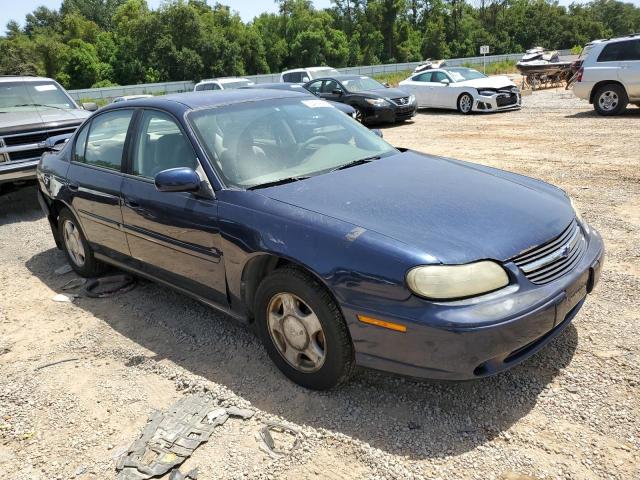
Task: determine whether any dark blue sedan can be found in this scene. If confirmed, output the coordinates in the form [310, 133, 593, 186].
[36, 90, 604, 390]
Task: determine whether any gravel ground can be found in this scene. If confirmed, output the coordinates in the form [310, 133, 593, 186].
[0, 88, 638, 480]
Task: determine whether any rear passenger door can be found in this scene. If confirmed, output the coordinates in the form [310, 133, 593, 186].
[619, 40, 640, 99]
[67, 109, 134, 260]
[120, 109, 227, 305]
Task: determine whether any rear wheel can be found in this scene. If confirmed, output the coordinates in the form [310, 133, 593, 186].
[593, 84, 628, 116]
[457, 93, 474, 114]
[353, 106, 364, 123]
[254, 266, 354, 390]
[59, 208, 107, 277]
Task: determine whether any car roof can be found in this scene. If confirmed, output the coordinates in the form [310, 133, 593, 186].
[196, 77, 251, 84]
[591, 33, 640, 45]
[244, 83, 306, 90]
[99, 89, 308, 114]
[0, 76, 60, 83]
[313, 74, 372, 81]
[282, 67, 337, 73]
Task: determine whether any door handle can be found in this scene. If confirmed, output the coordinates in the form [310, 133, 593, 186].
[68, 182, 79, 192]
[125, 199, 140, 208]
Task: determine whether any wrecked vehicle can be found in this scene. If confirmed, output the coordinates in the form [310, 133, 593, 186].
[37, 90, 603, 390]
[399, 67, 521, 114]
[0, 76, 96, 187]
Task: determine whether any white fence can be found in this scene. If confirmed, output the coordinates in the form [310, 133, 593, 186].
[67, 50, 572, 102]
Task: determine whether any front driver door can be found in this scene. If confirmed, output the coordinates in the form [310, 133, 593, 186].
[120, 109, 227, 305]
[428, 71, 453, 108]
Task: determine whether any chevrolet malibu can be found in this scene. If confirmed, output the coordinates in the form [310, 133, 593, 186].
[37, 90, 604, 390]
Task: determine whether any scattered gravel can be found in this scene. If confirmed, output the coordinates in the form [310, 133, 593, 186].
[1, 89, 638, 479]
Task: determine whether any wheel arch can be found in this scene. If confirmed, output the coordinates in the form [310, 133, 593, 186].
[456, 91, 475, 111]
[589, 80, 627, 104]
[239, 252, 343, 324]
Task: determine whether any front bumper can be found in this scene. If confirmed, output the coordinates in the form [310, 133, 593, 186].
[344, 224, 604, 380]
[0, 159, 39, 184]
[473, 91, 522, 112]
[365, 103, 417, 124]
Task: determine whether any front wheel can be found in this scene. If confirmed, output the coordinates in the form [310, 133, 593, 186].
[593, 84, 628, 116]
[457, 93, 474, 114]
[254, 266, 354, 390]
[353, 106, 364, 123]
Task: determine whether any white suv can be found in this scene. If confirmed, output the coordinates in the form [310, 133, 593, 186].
[194, 77, 254, 92]
[573, 35, 640, 115]
[280, 67, 340, 84]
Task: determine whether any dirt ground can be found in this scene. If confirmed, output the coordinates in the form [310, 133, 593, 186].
[1, 88, 638, 480]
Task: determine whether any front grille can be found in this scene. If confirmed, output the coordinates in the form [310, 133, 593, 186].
[1, 126, 78, 163]
[391, 96, 410, 106]
[497, 94, 517, 107]
[513, 220, 586, 284]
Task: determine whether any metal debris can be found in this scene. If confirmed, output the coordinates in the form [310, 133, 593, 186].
[84, 274, 136, 298]
[116, 395, 254, 480]
[169, 468, 199, 480]
[258, 422, 303, 459]
[35, 358, 80, 371]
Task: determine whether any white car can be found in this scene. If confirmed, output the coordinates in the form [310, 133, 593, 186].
[399, 67, 521, 114]
[572, 34, 640, 115]
[280, 67, 340, 84]
[194, 77, 254, 92]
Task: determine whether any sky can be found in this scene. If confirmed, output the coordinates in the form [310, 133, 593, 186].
[0, 0, 332, 27]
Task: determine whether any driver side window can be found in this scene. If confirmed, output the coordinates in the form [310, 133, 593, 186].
[321, 80, 340, 94]
[132, 110, 198, 180]
[431, 71, 449, 83]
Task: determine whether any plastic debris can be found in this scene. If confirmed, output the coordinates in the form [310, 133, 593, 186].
[258, 422, 303, 459]
[226, 406, 255, 420]
[83, 274, 136, 298]
[52, 293, 75, 302]
[54, 264, 73, 275]
[116, 395, 254, 480]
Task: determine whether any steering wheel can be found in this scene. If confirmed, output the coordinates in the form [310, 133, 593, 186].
[298, 135, 331, 156]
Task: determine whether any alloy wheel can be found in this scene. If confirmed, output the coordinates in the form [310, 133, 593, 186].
[598, 91, 619, 112]
[267, 292, 326, 373]
[460, 94, 473, 113]
[63, 219, 86, 267]
[354, 108, 363, 123]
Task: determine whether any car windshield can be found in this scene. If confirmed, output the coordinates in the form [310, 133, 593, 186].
[309, 68, 339, 79]
[341, 77, 385, 92]
[189, 98, 397, 189]
[0, 81, 75, 111]
[445, 68, 487, 82]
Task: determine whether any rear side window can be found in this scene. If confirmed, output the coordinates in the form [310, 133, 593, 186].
[283, 72, 302, 83]
[196, 83, 220, 91]
[82, 110, 134, 171]
[598, 40, 640, 62]
[413, 72, 432, 82]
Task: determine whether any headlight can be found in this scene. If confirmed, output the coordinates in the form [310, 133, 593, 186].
[569, 196, 584, 224]
[478, 90, 496, 97]
[365, 98, 389, 107]
[406, 261, 509, 300]
[409, 94, 416, 104]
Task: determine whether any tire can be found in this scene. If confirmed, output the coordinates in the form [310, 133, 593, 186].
[58, 208, 107, 277]
[254, 266, 355, 390]
[593, 84, 628, 116]
[457, 93, 474, 114]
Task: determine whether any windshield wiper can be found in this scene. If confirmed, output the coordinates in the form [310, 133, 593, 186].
[13, 103, 69, 111]
[247, 176, 310, 190]
[331, 155, 380, 172]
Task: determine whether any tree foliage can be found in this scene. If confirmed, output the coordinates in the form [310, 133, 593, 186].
[1, 0, 639, 89]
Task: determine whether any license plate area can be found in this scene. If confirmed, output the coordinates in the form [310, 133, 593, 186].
[556, 270, 589, 325]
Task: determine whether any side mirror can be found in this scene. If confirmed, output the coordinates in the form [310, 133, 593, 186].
[155, 167, 201, 193]
[82, 102, 98, 112]
[383, 82, 391, 88]
[372, 129, 383, 138]
[44, 133, 73, 151]
[331, 89, 343, 96]
[440, 79, 450, 86]
[302, 76, 310, 83]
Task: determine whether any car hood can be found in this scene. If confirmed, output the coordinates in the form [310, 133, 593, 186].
[0, 109, 90, 134]
[359, 87, 411, 99]
[257, 151, 574, 264]
[455, 76, 516, 89]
